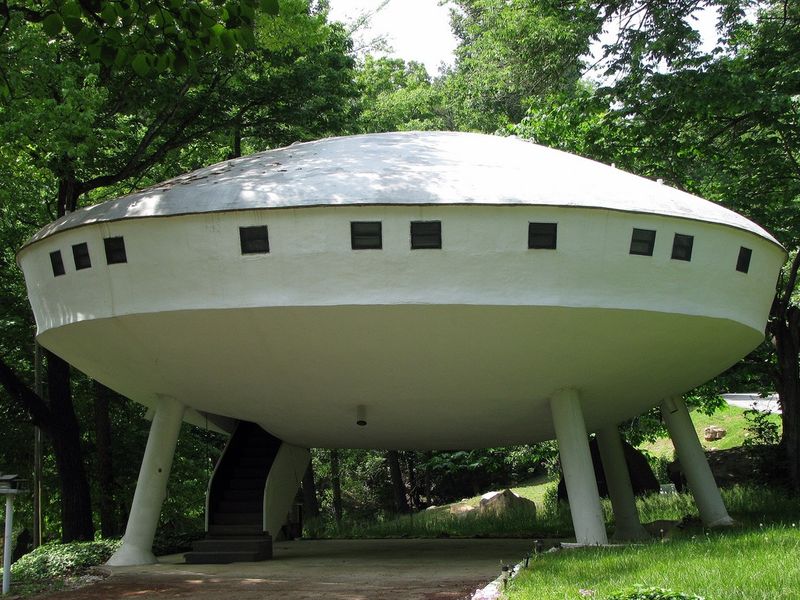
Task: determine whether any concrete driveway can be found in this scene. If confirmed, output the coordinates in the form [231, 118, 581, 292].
[38, 538, 537, 600]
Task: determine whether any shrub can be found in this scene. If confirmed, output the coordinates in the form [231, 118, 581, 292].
[607, 585, 704, 600]
[743, 405, 780, 447]
[11, 539, 120, 583]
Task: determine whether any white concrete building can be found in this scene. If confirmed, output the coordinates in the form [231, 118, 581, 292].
[16, 132, 786, 562]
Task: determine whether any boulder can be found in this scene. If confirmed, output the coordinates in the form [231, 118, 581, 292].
[449, 502, 477, 517]
[478, 489, 536, 517]
[557, 437, 660, 502]
[703, 425, 726, 441]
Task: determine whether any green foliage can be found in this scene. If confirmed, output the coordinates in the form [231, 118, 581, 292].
[356, 56, 448, 133]
[607, 586, 704, 600]
[11, 539, 120, 582]
[446, 0, 603, 131]
[743, 405, 781, 447]
[0, 0, 280, 82]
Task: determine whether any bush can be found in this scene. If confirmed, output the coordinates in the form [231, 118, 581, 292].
[11, 539, 120, 583]
[607, 585, 704, 600]
[743, 405, 780, 447]
[152, 527, 204, 556]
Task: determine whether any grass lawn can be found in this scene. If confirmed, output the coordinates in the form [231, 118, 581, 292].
[506, 524, 800, 600]
[640, 403, 782, 457]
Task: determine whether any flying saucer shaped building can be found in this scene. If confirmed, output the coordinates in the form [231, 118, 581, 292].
[18, 132, 785, 563]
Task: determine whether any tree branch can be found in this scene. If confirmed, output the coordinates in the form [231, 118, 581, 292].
[779, 249, 800, 318]
[0, 353, 51, 429]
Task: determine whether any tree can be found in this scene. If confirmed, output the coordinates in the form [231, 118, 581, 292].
[386, 450, 409, 513]
[445, 0, 603, 131]
[512, 0, 800, 489]
[0, 0, 359, 539]
[355, 56, 448, 133]
[0, 0, 279, 92]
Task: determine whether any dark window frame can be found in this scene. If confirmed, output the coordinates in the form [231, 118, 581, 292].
[50, 250, 65, 277]
[528, 222, 558, 250]
[104, 236, 128, 264]
[736, 246, 752, 273]
[72, 242, 91, 270]
[630, 228, 656, 256]
[671, 233, 694, 262]
[239, 225, 270, 255]
[410, 221, 442, 249]
[351, 221, 382, 250]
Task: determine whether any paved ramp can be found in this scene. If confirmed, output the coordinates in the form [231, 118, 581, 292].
[42, 538, 537, 600]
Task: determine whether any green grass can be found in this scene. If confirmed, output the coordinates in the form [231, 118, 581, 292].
[506, 524, 800, 600]
[640, 404, 782, 458]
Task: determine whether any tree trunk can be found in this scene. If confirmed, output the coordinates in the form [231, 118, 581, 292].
[774, 305, 800, 492]
[405, 453, 421, 510]
[302, 460, 320, 520]
[330, 449, 342, 524]
[231, 121, 242, 159]
[93, 381, 117, 537]
[47, 351, 94, 541]
[387, 450, 409, 513]
[57, 176, 81, 214]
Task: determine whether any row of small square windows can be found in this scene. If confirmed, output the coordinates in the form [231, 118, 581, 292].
[47, 223, 754, 277]
[50, 237, 127, 276]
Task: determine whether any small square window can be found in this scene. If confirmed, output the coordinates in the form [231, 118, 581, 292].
[240, 226, 269, 254]
[72, 242, 91, 270]
[630, 228, 656, 256]
[736, 246, 752, 273]
[104, 236, 127, 264]
[351, 221, 382, 250]
[410, 221, 441, 249]
[671, 233, 694, 261]
[50, 250, 65, 277]
[528, 222, 557, 249]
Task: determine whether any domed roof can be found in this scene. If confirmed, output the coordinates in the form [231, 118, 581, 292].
[25, 131, 779, 246]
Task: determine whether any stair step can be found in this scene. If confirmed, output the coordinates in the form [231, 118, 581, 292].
[228, 478, 264, 490]
[192, 537, 272, 554]
[208, 524, 267, 537]
[221, 489, 262, 502]
[185, 549, 272, 564]
[218, 500, 261, 513]
[212, 512, 262, 525]
[231, 466, 267, 479]
[236, 457, 267, 468]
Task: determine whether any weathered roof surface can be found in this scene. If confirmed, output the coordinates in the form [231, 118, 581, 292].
[25, 131, 779, 245]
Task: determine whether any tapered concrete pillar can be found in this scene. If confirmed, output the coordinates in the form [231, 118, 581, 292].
[108, 395, 185, 566]
[550, 389, 608, 545]
[660, 396, 734, 527]
[263, 443, 310, 539]
[596, 424, 650, 541]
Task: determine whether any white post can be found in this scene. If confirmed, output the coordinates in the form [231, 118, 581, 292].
[596, 424, 650, 541]
[550, 389, 608, 545]
[3, 495, 14, 595]
[660, 396, 734, 527]
[263, 444, 310, 539]
[107, 395, 185, 566]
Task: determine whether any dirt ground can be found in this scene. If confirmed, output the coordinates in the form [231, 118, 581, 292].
[33, 538, 537, 600]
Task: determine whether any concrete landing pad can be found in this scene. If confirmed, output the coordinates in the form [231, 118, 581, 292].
[38, 538, 538, 600]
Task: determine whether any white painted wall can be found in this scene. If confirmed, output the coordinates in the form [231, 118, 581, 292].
[20, 205, 782, 334]
[17, 204, 785, 448]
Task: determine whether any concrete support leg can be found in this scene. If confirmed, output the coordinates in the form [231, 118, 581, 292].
[3, 496, 14, 594]
[263, 444, 310, 539]
[660, 396, 734, 527]
[550, 389, 608, 545]
[107, 395, 185, 566]
[596, 424, 650, 541]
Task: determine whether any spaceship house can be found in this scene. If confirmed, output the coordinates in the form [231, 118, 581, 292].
[16, 132, 785, 564]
